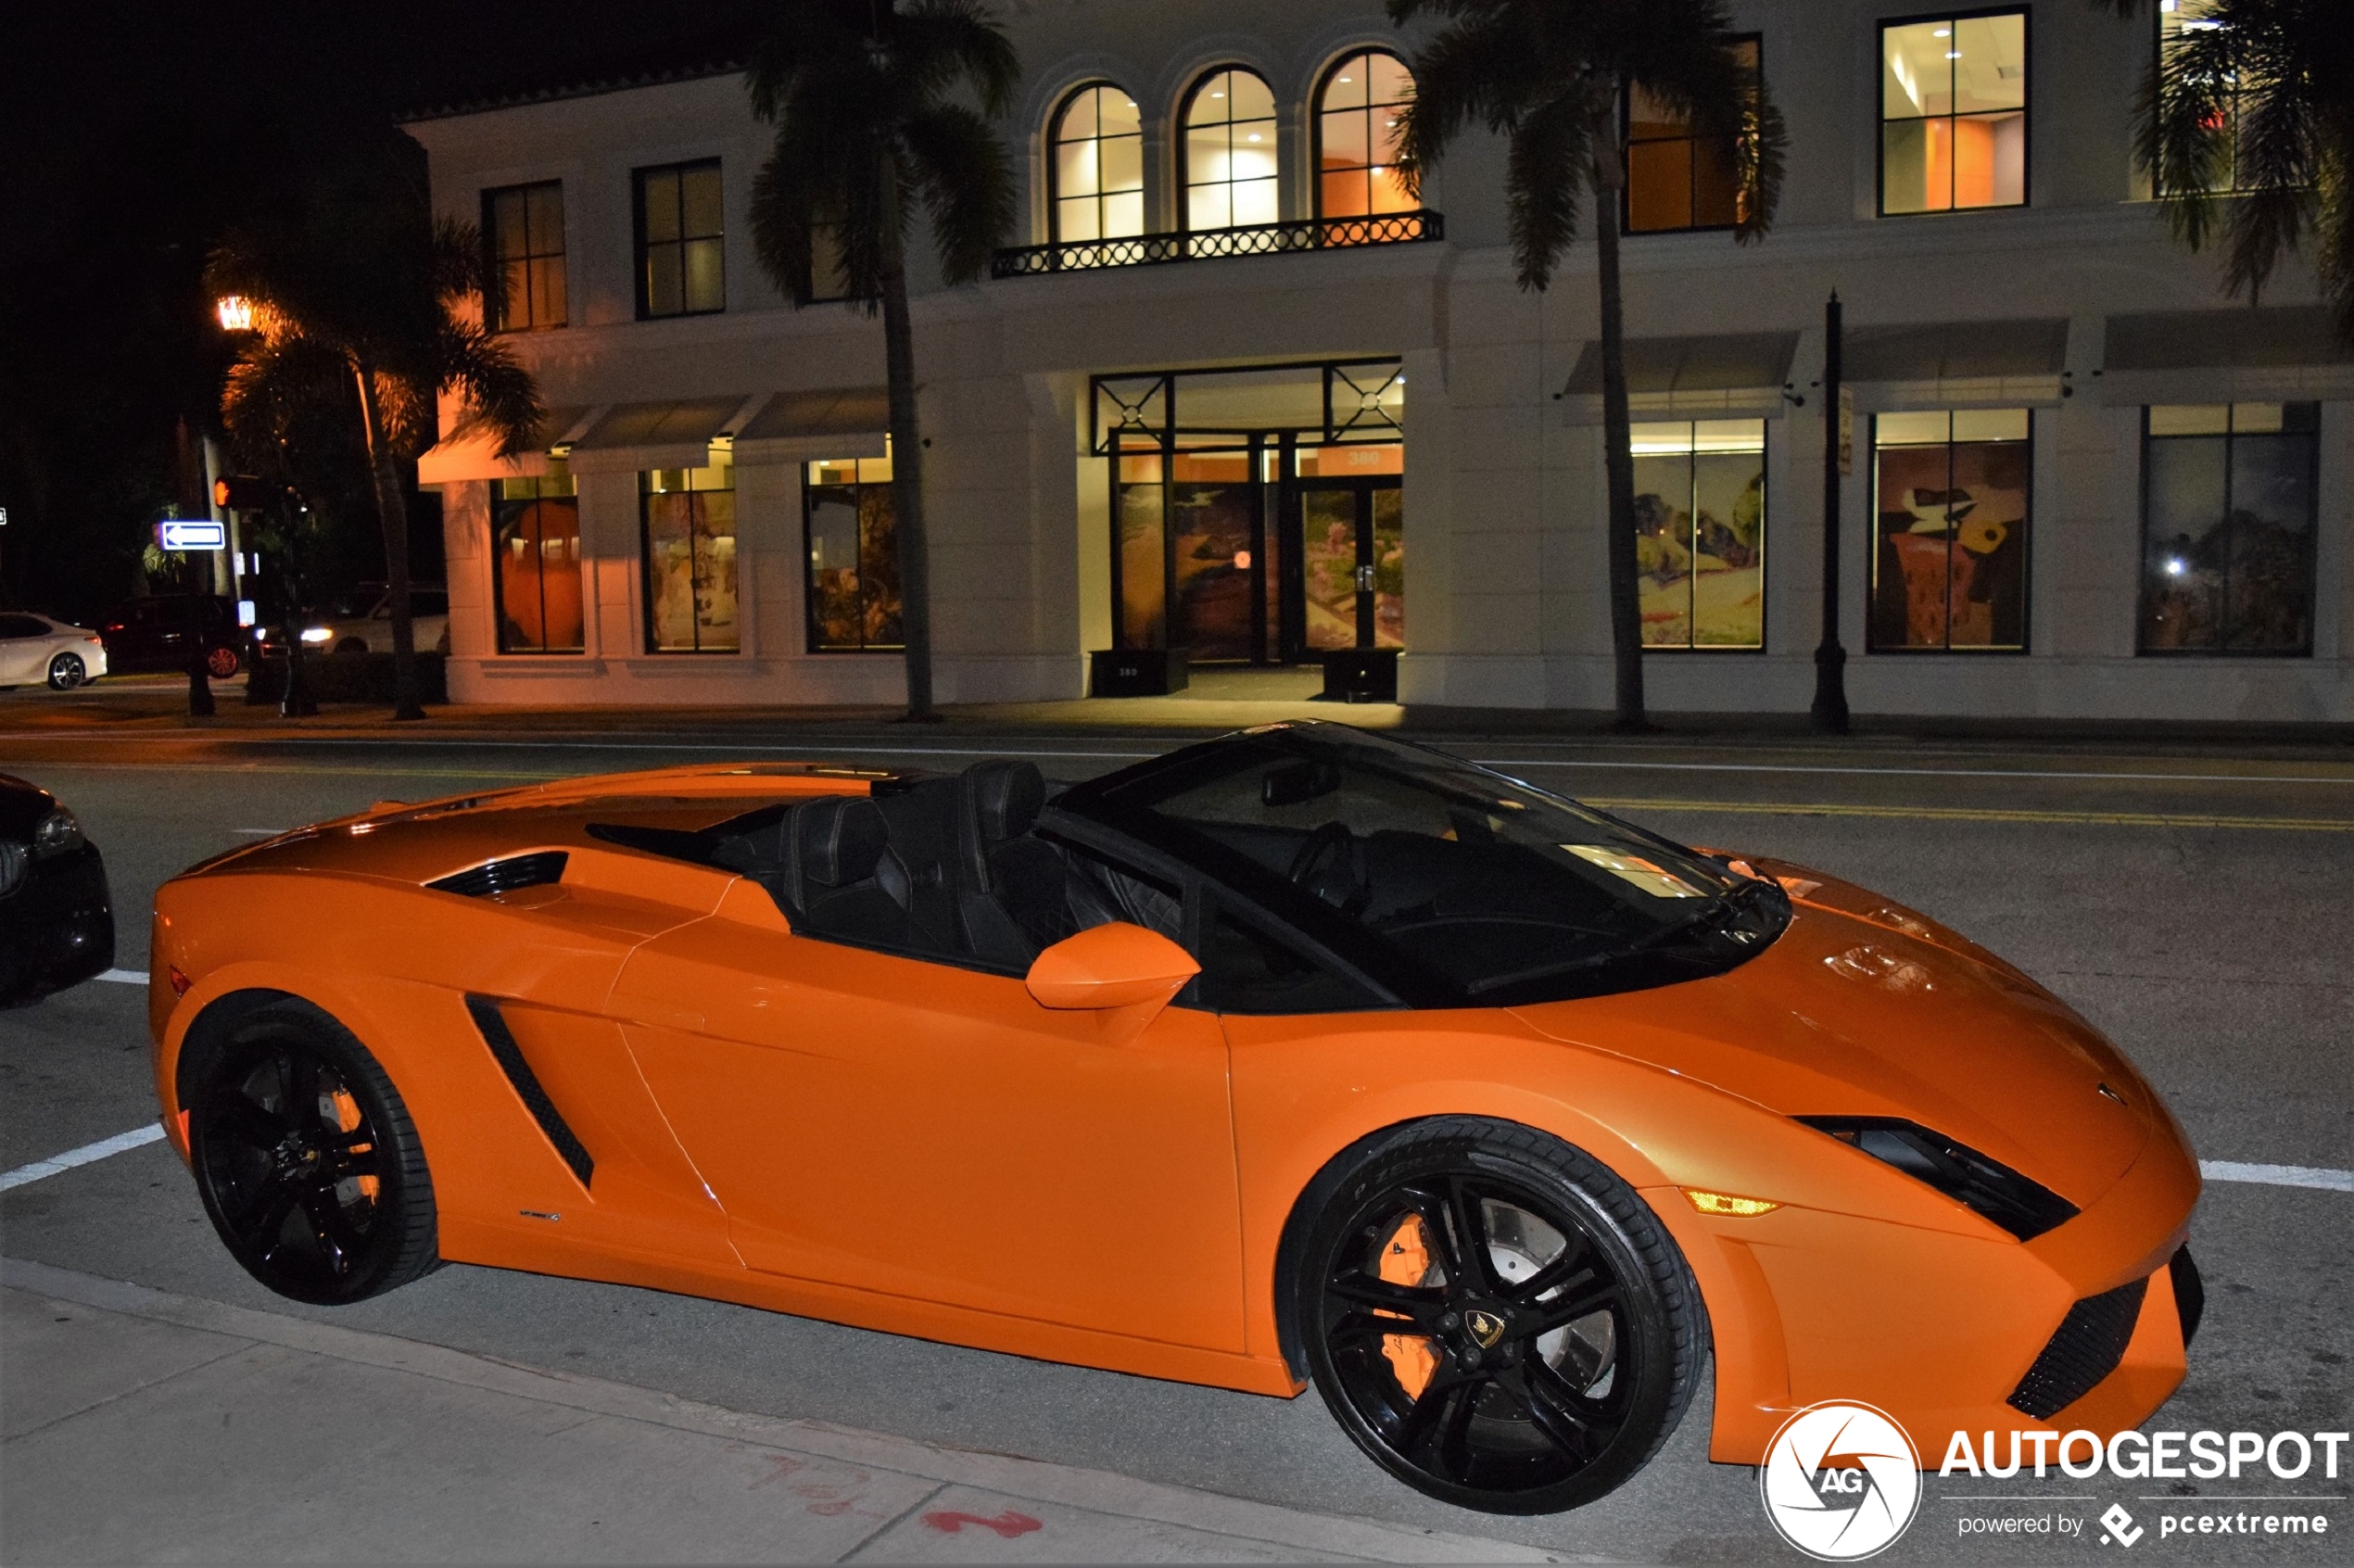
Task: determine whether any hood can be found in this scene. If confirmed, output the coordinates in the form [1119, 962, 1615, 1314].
[1512, 867, 2156, 1213]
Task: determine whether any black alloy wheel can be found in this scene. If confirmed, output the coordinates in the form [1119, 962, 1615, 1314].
[186, 1001, 438, 1305]
[46, 653, 85, 690]
[1297, 1119, 1702, 1514]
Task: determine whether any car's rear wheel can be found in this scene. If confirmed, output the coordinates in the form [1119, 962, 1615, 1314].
[185, 1000, 438, 1305]
[1296, 1118, 1702, 1514]
[205, 643, 241, 678]
[46, 653, 86, 690]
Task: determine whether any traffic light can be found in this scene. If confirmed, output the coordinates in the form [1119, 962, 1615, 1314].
[213, 475, 274, 511]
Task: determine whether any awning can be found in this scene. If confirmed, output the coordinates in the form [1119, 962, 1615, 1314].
[733, 386, 891, 464]
[1560, 332, 1799, 420]
[565, 395, 758, 474]
[2100, 305, 2354, 405]
[415, 404, 591, 486]
[1842, 317, 2068, 408]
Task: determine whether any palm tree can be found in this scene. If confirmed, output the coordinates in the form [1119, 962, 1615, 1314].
[745, 0, 1019, 722]
[207, 130, 539, 721]
[1388, 0, 1785, 730]
[2094, 0, 2352, 347]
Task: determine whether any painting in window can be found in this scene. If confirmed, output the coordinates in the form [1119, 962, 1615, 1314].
[1317, 52, 1415, 221]
[492, 464, 581, 652]
[805, 451, 902, 651]
[1053, 84, 1145, 243]
[2140, 403, 2317, 654]
[1632, 420, 1766, 648]
[1183, 69, 1279, 231]
[1626, 39, 1759, 233]
[639, 455, 738, 652]
[1881, 12, 2027, 214]
[1870, 410, 2030, 651]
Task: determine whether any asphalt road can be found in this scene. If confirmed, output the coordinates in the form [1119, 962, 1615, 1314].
[3, 714, 2349, 1564]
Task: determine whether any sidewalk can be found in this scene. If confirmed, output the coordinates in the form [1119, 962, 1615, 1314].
[0, 1259, 1584, 1565]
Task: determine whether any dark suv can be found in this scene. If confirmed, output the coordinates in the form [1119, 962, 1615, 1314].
[98, 595, 246, 677]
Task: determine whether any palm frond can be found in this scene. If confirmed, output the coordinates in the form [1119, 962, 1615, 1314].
[437, 322, 543, 461]
[1392, 10, 1541, 195]
[901, 102, 1017, 285]
[896, 0, 1023, 119]
[1504, 89, 1596, 291]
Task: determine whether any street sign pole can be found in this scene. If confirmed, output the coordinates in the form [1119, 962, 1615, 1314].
[1810, 292, 1852, 734]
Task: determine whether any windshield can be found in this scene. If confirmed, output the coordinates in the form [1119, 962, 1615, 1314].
[1057, 724, 1788, 1007]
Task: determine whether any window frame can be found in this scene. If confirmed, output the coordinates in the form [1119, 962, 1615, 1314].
[2151, 0, 2248, 197]
[1621, 34, 1764, 236]
[1310, 48, 1415, 223]
[1867, 408, 2035, 654]
[802, 455, 904, 654]
[2135, 403, 2320, 658]
[1047, 81, 1146, 245]
[1876, 6, 2031, 219]
[480, 180, 567, 333]
[631, 158, 727, 321]
[638, 460, 740, 654]
[1179, 66, 1281, 234]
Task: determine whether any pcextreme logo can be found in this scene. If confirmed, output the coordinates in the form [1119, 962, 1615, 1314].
[1760, 1401, 1925, 1562]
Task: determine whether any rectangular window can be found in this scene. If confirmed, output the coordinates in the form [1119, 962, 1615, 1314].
[1632, 420, 1767, 649]
[634, 159, 725, 319]
[2156, 0, 2246, 194]
[804, 451, 902, 651]
[1881, 10, 2027, 215]
[639, 454, 738, 651]
[492, 462, 582, 652]
[1870, 410, 2030, 651]
[1626, 38, 1760, 234]
[2140, 403, 2317, 654]
[482, 182, 565, 332]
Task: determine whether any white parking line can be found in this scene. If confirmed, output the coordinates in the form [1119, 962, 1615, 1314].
[2200, 1160, 2354, 1193]
[95, 969, 145, 985]
[0, 1125, 166, 1193]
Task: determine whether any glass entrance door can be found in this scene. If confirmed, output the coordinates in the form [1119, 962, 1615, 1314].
[1290, 478, 1402, 657]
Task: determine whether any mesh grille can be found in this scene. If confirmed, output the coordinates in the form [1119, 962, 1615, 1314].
[427, 851, 567, 898]
[2008, 1275, 2148, 1419]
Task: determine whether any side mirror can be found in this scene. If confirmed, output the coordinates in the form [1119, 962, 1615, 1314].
[1026, 922, 1199, 1030]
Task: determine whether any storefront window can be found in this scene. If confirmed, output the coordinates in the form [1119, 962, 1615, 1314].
[483, 182, 565, 332]
[1881, 11, 2027, 215]
[1316, 52, 1415, 221]
[492, 463, 581, 652]
[2140, 403, 2317, 654]
[1183, 69, 1279, 232]
[639, 454, 738, 652]
[1626, 39, 1760, 234]
[1870, 410, 2030, 651]
[1052, 84, 1145, 244]
[1631, 420, 1766, 648]
[804, 450, 902, 651]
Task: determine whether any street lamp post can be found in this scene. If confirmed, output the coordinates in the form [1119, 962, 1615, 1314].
[1810, 292, 1851, 734]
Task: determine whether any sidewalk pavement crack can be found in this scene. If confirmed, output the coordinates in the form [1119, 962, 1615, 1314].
[0, 1337, 254, 1445]
[833, 1479, 949, 1563]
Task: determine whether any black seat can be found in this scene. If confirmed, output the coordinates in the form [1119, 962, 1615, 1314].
[952, 761, 1078, 964]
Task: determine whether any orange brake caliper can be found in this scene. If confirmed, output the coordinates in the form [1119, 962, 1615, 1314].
[330, 1089, 380, 1202]
[1377, 1213, 1438, 1400]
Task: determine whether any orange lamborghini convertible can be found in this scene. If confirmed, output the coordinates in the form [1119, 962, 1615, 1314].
[146, 722, 2200, 1514]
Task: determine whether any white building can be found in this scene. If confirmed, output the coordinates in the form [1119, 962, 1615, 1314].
[408, 0, 2352, 721]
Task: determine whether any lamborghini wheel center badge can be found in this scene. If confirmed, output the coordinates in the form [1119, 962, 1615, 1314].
[1463, 1308, 1506, 1348]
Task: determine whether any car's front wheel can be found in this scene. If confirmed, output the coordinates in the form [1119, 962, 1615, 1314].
[46, 653, 86, 690]
[1295, 1118, 1703, 1514]
[185, 999, 439, 1305]
[205, 643, 241, 678]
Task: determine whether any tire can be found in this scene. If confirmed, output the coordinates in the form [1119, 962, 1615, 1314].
[1293, 1117, 1704, 1514]
[46, 653, 86, 690]
[184, 999, 439, 1305]
[205, 643, 242, 678]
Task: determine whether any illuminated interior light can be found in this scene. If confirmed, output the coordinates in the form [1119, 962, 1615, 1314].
[1685, 1189, 1780, 1218]
[1932, 27, 1950, 36]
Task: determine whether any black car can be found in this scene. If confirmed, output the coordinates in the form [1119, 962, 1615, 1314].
[98, 595, 246, 677]
[0, 775, 115, 1003]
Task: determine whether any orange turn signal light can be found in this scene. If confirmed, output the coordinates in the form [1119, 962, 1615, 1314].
[168, 966, 193, 997]
[1684, 1189, 1779, 1218]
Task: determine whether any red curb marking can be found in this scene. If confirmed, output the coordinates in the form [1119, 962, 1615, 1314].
[922, 1509, 1044, 1538]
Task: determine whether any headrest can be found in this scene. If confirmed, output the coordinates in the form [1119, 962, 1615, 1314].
[965, 760, 1044, 844]
[796, 797, 891, 887]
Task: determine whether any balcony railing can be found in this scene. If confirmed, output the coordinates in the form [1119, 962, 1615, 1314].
[991, 210, 1444, 280]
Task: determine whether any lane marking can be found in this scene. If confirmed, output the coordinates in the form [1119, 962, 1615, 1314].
[96, 969, 145, 985]
[1484, 759, 2354, 786]
[234, 828, 287, 836]
[2201, 1160, 2354, 1193]
[0, 1125, 166, 1193]
[1583, 798, 2354, 831]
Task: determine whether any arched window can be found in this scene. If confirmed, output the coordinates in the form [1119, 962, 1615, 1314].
[1050, 83, 1143, 243]
[1317, 51, 1415, 218]
[1182, 68, 1278, 231]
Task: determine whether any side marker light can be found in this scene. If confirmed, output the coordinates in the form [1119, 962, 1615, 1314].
[1684, 1189, 1780, 1218]
[168, 966, 194, 997]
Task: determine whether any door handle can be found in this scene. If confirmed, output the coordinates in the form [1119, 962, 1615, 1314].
[1353, 564, 1376, 592]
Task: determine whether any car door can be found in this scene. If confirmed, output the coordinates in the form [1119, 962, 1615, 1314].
[609, 892, 1247, 1352]
[0, 614, 43, 681]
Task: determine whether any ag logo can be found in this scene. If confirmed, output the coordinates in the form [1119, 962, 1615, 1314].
[1758, 1401, 1921, 1561]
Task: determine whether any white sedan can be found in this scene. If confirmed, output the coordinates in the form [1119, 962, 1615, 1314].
[0, 613, 109, 689]
[298, 587, 449, 656]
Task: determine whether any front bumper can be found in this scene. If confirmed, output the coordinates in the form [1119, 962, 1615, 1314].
[0, 841, 116, 1002]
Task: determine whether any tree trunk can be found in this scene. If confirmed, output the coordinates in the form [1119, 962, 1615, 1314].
[1590, 101, 1649, 732]
[352, 357, 425, 722]
[879, 242, 937, 722]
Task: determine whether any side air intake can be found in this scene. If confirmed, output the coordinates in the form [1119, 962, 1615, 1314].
[463, 995, 594, 1188]
[427, 852, 568, 899]
[2007, 1275, 2148, 1418]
